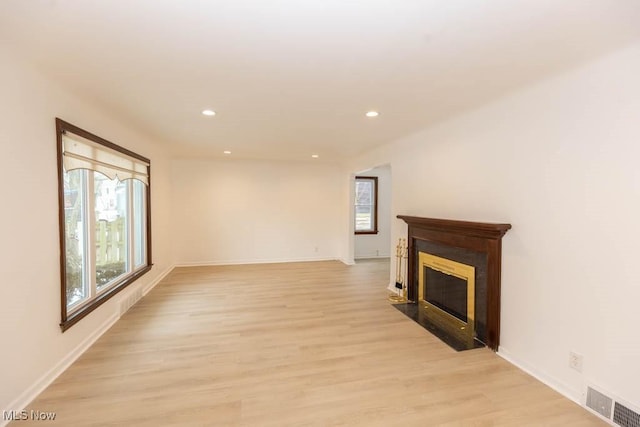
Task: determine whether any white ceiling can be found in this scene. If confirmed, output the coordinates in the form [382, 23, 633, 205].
[1, 1, 639, 161]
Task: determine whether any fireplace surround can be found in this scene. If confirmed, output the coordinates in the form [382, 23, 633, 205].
[397, 216, 511, 351]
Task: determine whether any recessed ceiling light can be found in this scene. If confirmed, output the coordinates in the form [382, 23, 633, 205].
[223, 150, 231, 154]
[202, 109, 216, 116]
[365, 111, 379, 117]
[311, 154, 319, 158]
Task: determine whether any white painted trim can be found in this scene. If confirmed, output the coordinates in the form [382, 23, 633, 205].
[497, 346, 581, 406]
[143, 264, 174, 295]
[354, 255, 391, 260]
[387, 282, 399, 293]
[1, 312, 119, 426]
[175, 257, 339, 268]
[339, 258, 356, 266]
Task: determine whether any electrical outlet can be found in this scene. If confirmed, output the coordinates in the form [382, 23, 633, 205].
[314, 246, 318, 253]
[569, 351, 583, 372]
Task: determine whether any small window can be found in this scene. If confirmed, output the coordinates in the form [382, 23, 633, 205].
[57, 119, 151, 331]
[354, 176, 378, 234]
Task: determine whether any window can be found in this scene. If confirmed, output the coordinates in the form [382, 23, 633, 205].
[57, 119, 151, 331]
[354, 176, 378, 234]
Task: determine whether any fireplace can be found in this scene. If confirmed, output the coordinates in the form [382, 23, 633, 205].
[395, 216, 511, 351]
[419, 253, 476, 342]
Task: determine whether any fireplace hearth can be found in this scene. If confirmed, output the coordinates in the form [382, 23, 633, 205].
[395, 216, 511, 351]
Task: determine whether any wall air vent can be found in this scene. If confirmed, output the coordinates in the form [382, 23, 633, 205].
[613, 402, 640, 427]
[585, 385, 640, 427]
[586, 386, 613, 419]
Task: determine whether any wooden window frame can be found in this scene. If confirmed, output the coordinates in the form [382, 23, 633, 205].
[354, 176, 379, 235]
[56, 118, 152, 331]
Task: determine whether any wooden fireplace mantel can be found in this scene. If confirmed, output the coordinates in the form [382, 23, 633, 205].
[397, 216, 511, 240]
[397, 215, 511, 351]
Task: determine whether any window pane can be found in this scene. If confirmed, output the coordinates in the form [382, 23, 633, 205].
[355, 206, 372, 231]
[64, 170, 89, 309]
[133, 180, 146, 268]
[95, 173, 128, 290]
[355, 181, 372, 205]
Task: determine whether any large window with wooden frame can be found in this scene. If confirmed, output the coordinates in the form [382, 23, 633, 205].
[57, 119, 151, 331]
[354, 176, 378, 234]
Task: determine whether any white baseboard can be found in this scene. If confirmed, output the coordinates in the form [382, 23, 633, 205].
[340, 258, 356, 266]
[143, 264, 175, 295]
[354, 255, 391, 260]
[497, 346, 581, 406]
[2, 312, 119, 426]
[387, 282, 397, 293]
[175, 256, 339, 268]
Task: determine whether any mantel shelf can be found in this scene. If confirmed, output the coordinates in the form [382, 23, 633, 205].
[396, 216, 511, 240]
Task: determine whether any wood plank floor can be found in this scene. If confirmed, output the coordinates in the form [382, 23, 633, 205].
[18, 260, 604, 426]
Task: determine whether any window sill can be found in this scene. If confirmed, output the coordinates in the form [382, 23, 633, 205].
[60, 265, 152, 332]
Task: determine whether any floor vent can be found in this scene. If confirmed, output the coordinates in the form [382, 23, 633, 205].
[614, 402, 640, 427]
[585, 386, 640, 427]
[587, 387, 613, 419]
[120, 288, 143, 316]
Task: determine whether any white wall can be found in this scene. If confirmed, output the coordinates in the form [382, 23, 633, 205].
[171, 158, 343, 265]
[345, 42, 640, 408]
[0, 45, 174, 416]
[3, 29, 639, 422]
[354, 165, 391, 259]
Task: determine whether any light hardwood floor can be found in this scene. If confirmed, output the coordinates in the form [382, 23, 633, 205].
[18, 260, 604, 426]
